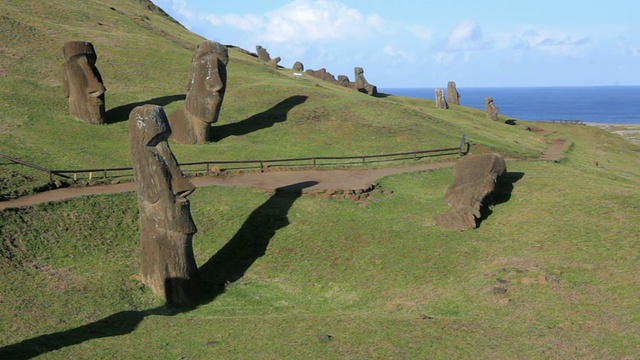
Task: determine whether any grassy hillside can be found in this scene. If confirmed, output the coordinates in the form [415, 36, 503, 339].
[1, 0, 640, 358]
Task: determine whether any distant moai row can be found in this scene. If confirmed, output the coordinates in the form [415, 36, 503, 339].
[434, 80, 500, 120]
[62, 40, 229, 144]
[255, 44, 378, 96]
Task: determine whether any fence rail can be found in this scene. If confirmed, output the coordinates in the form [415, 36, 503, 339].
[1, 136, 469, 182]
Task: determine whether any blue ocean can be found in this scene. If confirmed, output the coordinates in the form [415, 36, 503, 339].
[380, 86, 640, 124]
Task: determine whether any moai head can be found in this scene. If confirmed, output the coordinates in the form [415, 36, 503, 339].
[354, 67, 377, 95]
[183, 40, 229, 126]
[256, 45, 271, 63]
[62, 41, 106, 124]
[436, 88, 449, 109]
[293, 61, 304, 72]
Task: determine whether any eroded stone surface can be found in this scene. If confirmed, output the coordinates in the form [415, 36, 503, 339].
[447, 81, 460, 105]
[486, 97, 500, 121]
[293, 61, 304, 72]
[130, 105, 201, 306]
[435, 153, 506, 231]
[168, 40, 228, 144]
[435, 88, 449, 109]
[62, 41, 106, 124]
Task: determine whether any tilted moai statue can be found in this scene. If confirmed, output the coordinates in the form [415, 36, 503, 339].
[305, 68, 341, 85]
[337, 75, 351, 87]
[267, 56, 281, 69]
[256, 45, 272, 63]
[62, 41, 106, 124]
[292, 61, 304, 72]
[354, 67, 378, 95]
[435, 88, 449, 109]
[485, 97, 500, 121]
[130, 105, 201, 306]
[447, 81, 460, 105]
[168, 40, 228, 144]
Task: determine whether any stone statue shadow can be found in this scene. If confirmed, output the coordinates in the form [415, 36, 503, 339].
[0, 181, 316, 359]
[477, 172, 525, 226]
[104, 94, 186, 124]
[211, 95, 308, 142]
[199, 181, 317, 292]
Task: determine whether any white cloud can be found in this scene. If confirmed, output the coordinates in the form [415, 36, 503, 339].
[446, 19, 492, 51]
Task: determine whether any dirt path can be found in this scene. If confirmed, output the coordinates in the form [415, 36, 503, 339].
[0, 136, 566, 210]
[0, 162, 455, 210]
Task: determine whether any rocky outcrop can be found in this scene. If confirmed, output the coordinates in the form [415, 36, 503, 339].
[435, 153, 506, 231]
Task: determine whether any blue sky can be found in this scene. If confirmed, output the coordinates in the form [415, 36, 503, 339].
[153, 0, 640, 88]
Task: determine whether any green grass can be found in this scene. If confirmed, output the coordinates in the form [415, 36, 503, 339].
[1, 0, 640, 358]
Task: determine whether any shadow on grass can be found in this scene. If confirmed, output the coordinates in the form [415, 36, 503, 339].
[211, 95, 307, 142]
[0, 181, 316, 359]
[478, 171, 525, 226]
[105, 94, 186, 124]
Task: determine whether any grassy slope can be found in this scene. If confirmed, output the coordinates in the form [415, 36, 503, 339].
[1, 0, 640, 358]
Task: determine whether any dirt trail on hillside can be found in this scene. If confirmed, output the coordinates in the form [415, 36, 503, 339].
[0, 137, 565, 210]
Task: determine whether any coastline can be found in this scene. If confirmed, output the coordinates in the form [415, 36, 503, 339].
[586, 122, 640, 144]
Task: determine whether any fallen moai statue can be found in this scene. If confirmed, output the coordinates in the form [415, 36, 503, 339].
[435, 153, 506, 231]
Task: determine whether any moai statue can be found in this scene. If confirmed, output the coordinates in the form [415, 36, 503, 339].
[168, 40, 228, 144]
[130, 105, 201, 306]
[62, 41, 106, 124]
[256, 45, 271, 63]
[485, 97, 500, 121]
[292, 61, 304, 72]
[305, 68, 341, 85]
[337, 75, 351, 87]
[354, 67, 378, 95]
[267, 56, 281, 69]
[435, 88, 449, 109]
[447, 81, 460, 105]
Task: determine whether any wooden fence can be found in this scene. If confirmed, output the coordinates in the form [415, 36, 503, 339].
[0, 136, 469, 182]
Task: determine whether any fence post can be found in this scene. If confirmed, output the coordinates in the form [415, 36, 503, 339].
[459, 135, 467, 155]
[313, 158, 317, 168]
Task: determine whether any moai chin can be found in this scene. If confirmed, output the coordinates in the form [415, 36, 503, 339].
[62, 41, 106, 124]
[435, 88, 449, 109]
[168, 40, 228, 144]
[447, 81, 460, 105]
[130, 105, 201, 306]
[485, 97, 500, 121]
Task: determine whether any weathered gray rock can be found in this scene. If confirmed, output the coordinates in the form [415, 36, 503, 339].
[354, 67, 377, 95]
[435, 153, 506, 231]
[293, 61, 304, 72]
[130, 105, 201, 306]
[168, 40, 228, 144]
[485, 97, 499, 121]
[256, 45, 271, 63]
[62, 41, 106, 124]
[435, 88, 449, 109]
[447, 81, 460, 105]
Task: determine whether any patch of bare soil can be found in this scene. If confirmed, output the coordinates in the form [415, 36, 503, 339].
[587, 123, 640, 145]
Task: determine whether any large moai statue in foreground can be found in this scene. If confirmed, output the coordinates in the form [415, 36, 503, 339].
[168, 40, 228, 144]
[354, 67, 378, 95]
[130, 105, 201, 306]
[485, 97, 500, 121]
[447, 81, 460, 105]
[435, 88, 449, 109]
[435, 153, 506, 231]
[62, 41, 106, 124]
